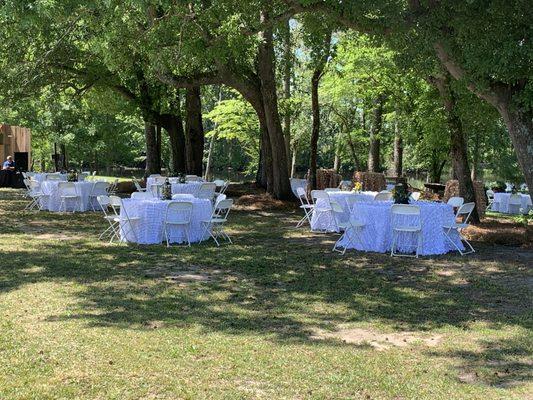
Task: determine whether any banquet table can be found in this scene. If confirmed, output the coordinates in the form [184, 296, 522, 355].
[119, 197, 212, 244]
[492, 193, 532, 214]
[171, 182, 204, 196]
[310, 191, 378, 232]
[338, 201, 463, 256]
[32, 173, 67, 183]
[40, 181, 95, 212]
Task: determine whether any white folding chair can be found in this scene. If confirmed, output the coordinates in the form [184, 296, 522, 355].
[508, 194, 522, 214]
[163, 201, 193, 247]
[410, 192, 421, 201]
[330, 201, 365, 254]
[201, 198, 233, 246]
[311, 190, 332, 233]
[214, 193, 227, 207]
[131, 191, 154, 200]
[45, 174, 61, 181]
[58, 182, 81, 213]
[186, 175, 201, 182]
[390, 204, 422, 258]
[486, 190, 494, 210]
[109, 196, 140, 243]
[25, 180, 47, 211]
[97, 195, 119, 242]
[443, 202, 476, 255]
[78, 172, 89, 182]
[132, 178, 147, 192]
[295, 187, 314, 228]
[107, 179, 120, 195]
[197, 182, 217, 201]
[88, 181, 110, 211]
[447, 196, 464, 209]
[213, 179, 229, 194]
[374, 192, 392, 201]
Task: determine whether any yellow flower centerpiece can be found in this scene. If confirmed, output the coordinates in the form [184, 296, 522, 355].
[352, 182, 362, 193]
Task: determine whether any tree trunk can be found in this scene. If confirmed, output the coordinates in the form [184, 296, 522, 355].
[368, 95, 385, 172]
[160, 113, 186, 175]
[256, 119, 273, 190]
[393, 119, 403, 177]
[53, 142, 59, 172]
[257, 11, 292, 199]
[333, 153, 340, 172]
[290, 146, 297, 178]
[185, 86, 205, 176]
[346, 132, 361, 171]
[282, 19, 292, 174]
[309, 67, 322, 191]
[429, 151, 446, 183]
[498, 105, 533, 192]
[471, 132, 480, 181]
[432, 74, 480, 223]
[156, 124, 162, 171]
[204, 133, 217, 181]
[61, 144, 68, 170]
[144, 120, 161, 176]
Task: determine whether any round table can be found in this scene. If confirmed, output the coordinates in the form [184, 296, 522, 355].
[492, 193, 531, 214]
[39, 181, 94, 212]
[339, 201, 463, 256]
[310, 191, 377, 232]
[171, 182, 204, 196]
[120, 198, 212, 244]
[32, 173, 67, 183]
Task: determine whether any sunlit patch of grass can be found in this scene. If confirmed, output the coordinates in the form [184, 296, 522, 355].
[0, 188, 532, 399]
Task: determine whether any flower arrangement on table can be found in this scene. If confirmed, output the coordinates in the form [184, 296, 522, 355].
[392, 183, 410, 204]
[161, 178, 173, 200]
[67, 171, 78, 182]
[177, 173, 187, 184]
[352, 181, 363, 193]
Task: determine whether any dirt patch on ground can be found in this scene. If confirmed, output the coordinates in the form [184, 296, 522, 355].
[465, 217, 532, 248]
[235, 193, 295, 211]
[144, 264, 228, 284]
[311, 326, 443, 350]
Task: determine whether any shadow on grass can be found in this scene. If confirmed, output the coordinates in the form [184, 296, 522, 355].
[1, 188, 532, 388]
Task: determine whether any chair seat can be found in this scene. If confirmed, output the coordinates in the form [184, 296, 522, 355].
[202, 218, 227, 224]
[300, 204, 314, 209]
[393, 226, 421, 232]
[443, 222, 469, 230]
[165, 221, 191, 226]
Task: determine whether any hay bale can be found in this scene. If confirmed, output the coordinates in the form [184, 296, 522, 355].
[116, 181, 135, 194]
[444, 180, 486, 218]
[353, 171, 386, 192]
[313, 169, 342, 190]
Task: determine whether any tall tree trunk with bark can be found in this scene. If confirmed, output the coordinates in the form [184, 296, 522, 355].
[185, 86, 205, 176]
[257, 10, 292, 199]
[429, 150, 446, 183]
[160, 113, 186, 175]
[144, 120, 161, 176]
[432, 74, 480, 223]
[282, 19, 292, 174]
[256, 121, 273, 190]
[368, 95, 385, 172]
[393, 119, 403, 177]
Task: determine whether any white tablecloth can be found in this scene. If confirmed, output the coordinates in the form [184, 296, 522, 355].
[39, 181, 95, 212]
[32, 173, 67, 183]
[492, 193, 531, 214]
[171, 182, 204, 196]
[120, 198, 212, 244]
[310, 191, 378, 232]
[339, 201, 462, 255]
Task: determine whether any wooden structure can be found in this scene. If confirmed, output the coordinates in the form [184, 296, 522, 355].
[353, 171, 387, 192]
[0, 124, 31, 171]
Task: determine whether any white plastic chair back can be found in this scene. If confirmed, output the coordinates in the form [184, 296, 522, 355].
[311, 190, 328, 203]
[78, 172, 89, 181]
[131, 192, 153, 200]
[165, 201, 193, 225]
[91, 181, 110, 197]
[46, 174, 61, 181]
[214, 193, 227, 206]
[391, 204, 421, 230]
[296, 187, 310, 205]
[197, 182, 216, 200]
[172, 193, 195, 200]
[29, 180, 41, 194]
[447, 196, 464, 208]
[213, 179, 225, 188]
[410, 192, 421, 201]
[58, 182, 77, 197]
[456, 202, 475, 223]
[133, 180, 144, 192]
[374, 192, 392, 201]
[213, 198, 233, 220]
[154, 177, 167, 185]
[486, 190, 494, 200]
[186, 175, 201, 182]
[97, 195, 111, 213]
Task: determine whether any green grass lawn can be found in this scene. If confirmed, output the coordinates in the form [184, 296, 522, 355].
[0, 188, 531, 399]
